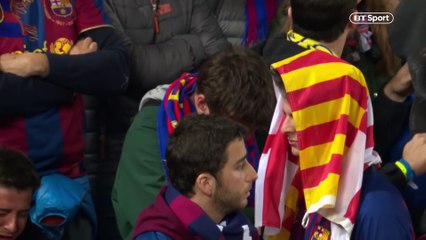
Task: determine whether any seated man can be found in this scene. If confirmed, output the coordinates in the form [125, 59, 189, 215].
[112, 46, 276, 239]
[133, 114, 259, 240]
[0, 148, 40, 240]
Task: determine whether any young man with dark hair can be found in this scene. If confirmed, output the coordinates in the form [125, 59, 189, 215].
[112, 46, 276, 239]
[257, 0, 415, 239]
[0, 148, 40, 240]
[133, 114, 258, 240]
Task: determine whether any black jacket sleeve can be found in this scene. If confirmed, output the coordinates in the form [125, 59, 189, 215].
[0, 73, 74, 117]
[44, 26, 129, 95]
[380, 163, 408, 192]
[0, 27, 128, 117]
[373, 86, 412, 162]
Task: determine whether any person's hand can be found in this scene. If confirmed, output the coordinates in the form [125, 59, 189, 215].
[384, 63, 413, 102]
[403, 133, 426, 176]
[69, 37, 98, 55]
[0, 52, 49, 77]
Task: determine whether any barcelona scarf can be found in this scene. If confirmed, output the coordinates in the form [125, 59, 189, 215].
[244, 0, 281, 46]
[0, 0, 38, 54]
[164, 185, 259, 240]
[158, 73, 260, 206]
[255, 32, 381, 239]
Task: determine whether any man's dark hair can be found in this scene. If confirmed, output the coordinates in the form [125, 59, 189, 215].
[197, 46, 275, 130]
[291, 0, 356, 42]
[166, 114, 248, 196]
[0, 148, 40, 191]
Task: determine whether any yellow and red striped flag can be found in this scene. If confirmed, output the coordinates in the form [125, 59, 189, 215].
[255, 47, 381, 239]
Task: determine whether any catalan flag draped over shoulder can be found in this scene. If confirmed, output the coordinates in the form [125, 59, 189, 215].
[255, 31, 381, 239]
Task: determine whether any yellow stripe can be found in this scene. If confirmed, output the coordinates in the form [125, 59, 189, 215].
[395, 161, 408, 177]
[168, 92, 180, 101]
[271, 49, 315, 69]
[269, 229, 290, 240]
[283, 63, 367, 92]
[293, 94, 365, 131]
[299, 134, 347, 170]
[303, 173, 340, 208]
[285, 185, 299, 213]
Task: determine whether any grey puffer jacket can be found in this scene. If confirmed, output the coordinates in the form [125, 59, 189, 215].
[214, 0, 246, 46]
[104, 0, 230, 99]
[103, 0, 230, 138]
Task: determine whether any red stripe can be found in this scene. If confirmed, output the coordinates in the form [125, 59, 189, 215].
[246, 0, 258, 44]
[366, 125, 375, 149]
[170, 195, 204, 227]
[58, 97, 85, 177]
[75, 0, 109, 32]
[282, 208, 296, 231]
[300, 154, 342, 188]
[263, 131, 287, 226]
[287, 75, 368, 112]
[4, 12, 18, 22]
[298, 115, 360, 150]
[183, 97, 192, 116]
[265, 0, 277, 26]
[262, 116, 284, 153]
[344, 189, 361, 223]
[275, 50, 346, 74]
[0, 118, 28, 155]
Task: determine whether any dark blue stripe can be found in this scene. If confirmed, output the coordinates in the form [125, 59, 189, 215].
[25, 108, 64, 176]
[0, 22, 24, 37]
[254, 0, 268, 41]
[188, 215, 222, 240]
[164, 185, 180, 204]
[304, 213, 319, 240]
[22, 1, 44, 51]
[92, 0, 111, 24]
[2, 1, 11, 12]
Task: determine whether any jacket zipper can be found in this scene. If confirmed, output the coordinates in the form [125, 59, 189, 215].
[151, 0, 160, 34]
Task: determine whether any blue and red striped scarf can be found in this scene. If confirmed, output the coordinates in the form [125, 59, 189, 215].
[166, 185, 259, 240]
[243, 0, 281, 46]
[157, 73, 260, 206]
[134, 185, 259, 240]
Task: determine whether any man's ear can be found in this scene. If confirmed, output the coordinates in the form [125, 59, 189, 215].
[345, 20, 356, 32]
[287, 6, 292, 20]
[194, 93, 210, 115]
[194, 173, 216, 197]
[346, 10, 357, 30]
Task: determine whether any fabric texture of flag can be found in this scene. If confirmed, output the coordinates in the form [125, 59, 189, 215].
[255, 31, 381, 239]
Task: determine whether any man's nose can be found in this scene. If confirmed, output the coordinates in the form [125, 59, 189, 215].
[281, 117, 292, 134]
[3, 215, 18, 234]
[247, 162, 258, 181]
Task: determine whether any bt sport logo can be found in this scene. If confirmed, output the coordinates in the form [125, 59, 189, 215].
[350, 12, 394, 24]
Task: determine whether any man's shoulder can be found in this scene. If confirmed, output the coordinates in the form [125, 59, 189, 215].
[262, 34, 306, 65]
[139, 84, 169, 110]
[285, 49, 365, 80]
